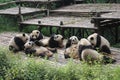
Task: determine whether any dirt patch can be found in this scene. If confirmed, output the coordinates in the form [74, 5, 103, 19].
[0, 32, 120, 65]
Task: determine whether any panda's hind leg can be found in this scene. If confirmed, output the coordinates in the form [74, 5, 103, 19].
[100, 45, 111, 54]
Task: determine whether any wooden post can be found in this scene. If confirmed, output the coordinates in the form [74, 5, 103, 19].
[50, 27, 52, 34]
[94, 12, 102, 35]
[69, 28, 72, 37]
[38, 21, 42, 32]
[60, 21, 64, 36]
[19, 24, 23, 32]
[72, 28, 75, 36]
[18, 0, 24, 31]
[78, 29, 82, 39]
[82, 29, 85, 38]
[18, 6, 23, 21]
[46, 0, 50, 16]
[115, 26, 118, 43]
[18, 0, 23, 22]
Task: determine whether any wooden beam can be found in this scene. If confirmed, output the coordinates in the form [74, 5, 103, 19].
[0, 1, 16, 7]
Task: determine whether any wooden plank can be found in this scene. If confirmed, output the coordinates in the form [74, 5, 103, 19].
[20, 16, 96, 29]
[92, 12, 120, 21]
[50, 4, 120, 14]
[16, 0, 61, 3]
[0, 1, 16, 7]
[92, 17, 120, 20]
[0, 7, 46, 15]
[101, 12, 120, 19]
[50, 9, 110, 14]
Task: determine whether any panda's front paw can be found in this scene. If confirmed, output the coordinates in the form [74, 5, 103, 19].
[25, 49, 32, 55]
[35, 40, 43, 46]
[64, 54, 70, 59]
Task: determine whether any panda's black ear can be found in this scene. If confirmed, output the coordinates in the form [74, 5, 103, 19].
[90, 37, 94, 40]
[78, 36, 81, 40]
[23, 33, 26, 37]
[66, 39, 71, 48]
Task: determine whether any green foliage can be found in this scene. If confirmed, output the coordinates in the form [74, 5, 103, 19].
[0, 47, 120, 80]
[0, 47, 10, 79]
[113, 43, 120, 48]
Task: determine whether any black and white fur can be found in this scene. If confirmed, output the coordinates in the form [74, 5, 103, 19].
[78, 38, 116, 64]
[87, 33, 111, 54]
[37, 34, 64, 48]
[30, 30, 44, 42]
[65, 36, 79, 48]
[24, 41, 53, 58]
[48, 34, 64, 48]
[9, 33, 29, 53]
[64, 44, 79, 59]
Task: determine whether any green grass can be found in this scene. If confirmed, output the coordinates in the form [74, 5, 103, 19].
[0, 46, 120, 80]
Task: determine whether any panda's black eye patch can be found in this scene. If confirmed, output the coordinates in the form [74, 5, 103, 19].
[23, 33, 25, 37]
[36, 32, 39, 34]
[32, 35, 34, 37]
[90, 37, 94, 40]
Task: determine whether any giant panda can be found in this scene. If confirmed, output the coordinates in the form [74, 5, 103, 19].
[64, 44, 79, 59]
[65, 36, 79, 48]
[87, 33, 111, 54]
[9, 33, 29, 53]
[30, 30, 44, 42]
[24, 41, 53, 58]
[78, 38, 116, 64]
[48, 34, 64, 48]
[37, 34, 64, 48]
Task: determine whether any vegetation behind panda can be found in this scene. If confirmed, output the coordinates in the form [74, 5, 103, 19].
[24, 41, 53, 58]
[9, 33, 29, 53]
[61, 0, 74, 5]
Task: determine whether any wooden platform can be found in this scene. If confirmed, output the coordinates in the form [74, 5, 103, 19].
[16, 0, 61, 3]
[101, 12, 120, 19]
[0, 7, 46, 16]
[50, 4, 120, 15]
[20, 16, 95, 29]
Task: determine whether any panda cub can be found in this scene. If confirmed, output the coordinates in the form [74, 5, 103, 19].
[30, 30, 44, 42]
[24, 41, 53, 58]
[9, 33, 29, 53]
[64, 44, 79, 59]
[38, 34, 64, 48]
[65, 36, 79, 48]
[87, 33, 111, 54]
[78, 38, 116, 64]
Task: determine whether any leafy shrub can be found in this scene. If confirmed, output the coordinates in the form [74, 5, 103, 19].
[0, 48, 11, 79]
[0, 47, 120, 80]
